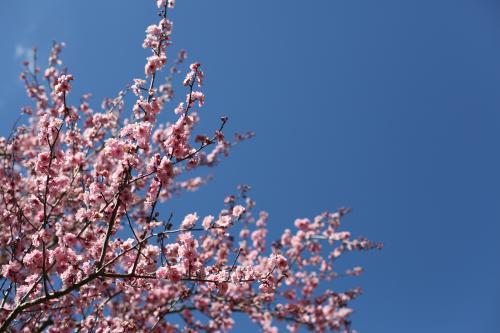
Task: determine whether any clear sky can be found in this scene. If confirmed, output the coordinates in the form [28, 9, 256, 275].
[0, 0, 499, 332]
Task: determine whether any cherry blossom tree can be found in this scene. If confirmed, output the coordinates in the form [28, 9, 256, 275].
[0, 1, 382, 332]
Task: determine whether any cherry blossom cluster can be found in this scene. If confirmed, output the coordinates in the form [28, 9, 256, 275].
[0, 1, 381, 332]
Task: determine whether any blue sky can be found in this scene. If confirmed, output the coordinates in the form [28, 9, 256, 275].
[1, 0, 499, 332]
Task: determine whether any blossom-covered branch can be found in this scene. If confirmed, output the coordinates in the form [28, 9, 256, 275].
[0, 1, 381, 332]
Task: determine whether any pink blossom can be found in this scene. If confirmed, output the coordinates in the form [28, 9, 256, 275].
[188, 91, 205, 107]
[156, 266, 169, 278]
[1, 261, 22, 281]
[157, 156, 173, 184]
[157, 0, 175, 9]
[62, 233, 78, 247]
[23, 250, 44, 270]
[35, 151, 51, 173]
[131, 78, 146, 96]
[273, 254, 288, 272]
[157, 265, 181, 282]
[164, 243, 180, 261]
[181, 213, 198, 229]
[120, 122, 152, 149]
[145, 54, 167, 76]
[335, 307, 353, 319]
[183, 63, 204, 87]
[174, 102, 185, 114]
[60, 267, 77, 287]
[103, 138, 125, 160]
[217, 215, 233, 228]
[145, 178, 162, 206]
[202, 215, 214, 230]
[54, 74, 73, 96]
[232, 205, 246, 218]
[332, 231, 351, 241]
[294, 218, 310, 230]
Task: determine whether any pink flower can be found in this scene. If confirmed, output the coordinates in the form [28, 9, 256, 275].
[181, 213, 198, 229]
[281, 229, 292, 246]
[202, 215, 214, 230]
[23, 250, 44, 270]
[188, 91, 205, 107]
[259, 278, 275, 294]
[273, 254, 288, 272]
[131, 78, 146, 96]
[50, 246, 78, 274]
[157, 0, 175, 9]
[217, 215, 233, 228]
[331, 231, 351, 241]
[143, 25, 162, 49]
[164, 243, 180, 261]
[35, 151, 51, 173]
[145, 178, 162, 206]
[156, 266, 169, 278]
[54, 74, 74, 96]
[145, 55, 167, 76]
[178, 232, 198, 265]
[60, 267, 77, 287]
[1, 261, 22, 281]
[294, 218, 310, 230]
[103, 138, 125, 160]
[66, 151, 84, 167]
[120, 122, 152, 149]
[183, 71, 195, 87]
[335, 307, 353, 319]
[121, 238, 135, 251]
[157, 156, 173, 184]
[157, 265, 181, 282]
[174, 102, 185, 114]
[183, 63, 204, 87]
[232, 205, 245, 218]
